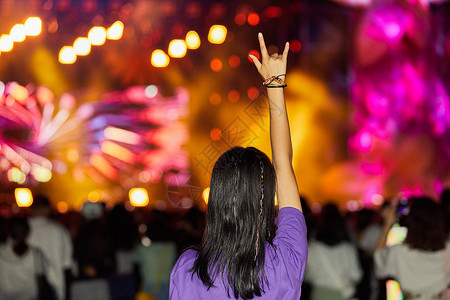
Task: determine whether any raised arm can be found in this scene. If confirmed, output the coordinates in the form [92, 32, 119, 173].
[249, 33, 302, 212]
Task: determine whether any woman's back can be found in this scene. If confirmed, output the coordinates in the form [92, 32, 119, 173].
[170, 207, 307, 299]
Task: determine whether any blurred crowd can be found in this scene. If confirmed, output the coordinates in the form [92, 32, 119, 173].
[0, 189, 449, 300]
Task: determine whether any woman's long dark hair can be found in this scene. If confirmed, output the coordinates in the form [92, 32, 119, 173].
[191, 147, 277, 299]
[405, 196, 446, 251]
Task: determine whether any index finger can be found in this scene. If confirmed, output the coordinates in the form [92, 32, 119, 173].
[258, 33, 269, 61]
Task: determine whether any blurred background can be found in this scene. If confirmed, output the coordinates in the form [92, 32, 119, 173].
[0, 0, 449, 212]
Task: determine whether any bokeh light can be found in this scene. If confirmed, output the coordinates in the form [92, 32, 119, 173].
[210, 58, 223, 72]
[234, 13, 247, 25]
[129, 188, 149, 207]
[151, 49, 170, 67]
[247, 87, 259, 99]
[228, 90, 240, 102]
[10, 24, 26, 42]
[228, 55, 240, 68]
[57, 201, 69, 213]
[248, 50, 260, 62]
[209, 93, 221, 105]
[15, 188, 33, 208]
[202, 187, 210, 204]
[185, 31, 201, 49]
[88, 26, 107, 46]
[24, 17, 42, 36]
[106, 21, 124, 40]
[210, 128, 222, 141]
[290, 40, 302, 52]
[208, 25, 227, 44]
[247, 12, 260, 26]
[145, 85, 158, 98]
[8, 167, 26, 184]
[32, 164, 52, 182]
[59, 46, 77, 64]
[168, 39, 187, 58]
[0, 35, 14, 52]
[73, 37, 91, 56]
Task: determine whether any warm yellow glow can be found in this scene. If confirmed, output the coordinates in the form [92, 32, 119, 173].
[106, 21, 124, 40]
[73, 37, 91, 56]
[67, 148, 79, 162]
[8, 167, 26, 184]
[88, 26, 107, 46]
[151, 49, 170, 67]
[101, 140, 136, 163]
[87, 190, 103, 202]
[10, 24, 26, 42]
[168, 39, 187, 58]
[0, 34, 14, 52]
[15, 188, 33, 207]
[32, 164, 52, 182]
[129, 188, 149, 207]
[24, 17, 42, 36]
[104, 126, 141, 145]
[185, 31, 201, 49]
[56, 201, 69, 213]
[10, 84, 29, 103]
[89, 154, 117, 180]
[208, 25, 227, 44]
[202, 187, 210, 204]
[59, 46, 77, 64]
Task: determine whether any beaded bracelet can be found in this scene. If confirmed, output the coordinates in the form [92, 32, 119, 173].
[263, 74, 287, 88]
[252, 74, 287, 100]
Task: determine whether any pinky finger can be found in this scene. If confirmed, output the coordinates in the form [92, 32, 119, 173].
[282, 42, 289, 62]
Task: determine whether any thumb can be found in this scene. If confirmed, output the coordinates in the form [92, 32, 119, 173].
[249, 55, 262, 69]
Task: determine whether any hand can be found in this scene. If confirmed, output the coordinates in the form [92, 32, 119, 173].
[382, 197, 399, 226]
[249, 32, 289, 80]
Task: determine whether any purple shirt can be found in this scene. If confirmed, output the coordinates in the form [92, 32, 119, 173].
[170, 207, 308, 299]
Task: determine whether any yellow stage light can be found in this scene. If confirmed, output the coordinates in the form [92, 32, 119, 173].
[58, 46, 77, 64]
[24, 17, 42, 36]
[208, 25, 227, 44]
[185, 31, 200, 49]
[73, 37, 91, 56]
[151, 49, 170, 67]
[8, 167, 26, 184]
[107, 21, 124, 40]
[15, 188, 33, 207]
[129, 188, 149, 207]
[0, 34, 14, 52]
[10, 24, 26, 42]
[88, 26, 107, 46]
[32, 164, 52, 182]
[168, 39, 187, 58]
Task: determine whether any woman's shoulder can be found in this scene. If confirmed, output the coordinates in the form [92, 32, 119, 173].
[173, 249, 198, 272]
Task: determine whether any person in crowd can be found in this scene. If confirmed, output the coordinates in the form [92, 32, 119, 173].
[73, 201, 114, 279]
[106, 204, 140, 300]
[440, 189, 450, 239]
[305, 203, 362, 300]
[28, 195, 73, 300]
[0, 216, 53, 300]
[374, 196, 450, 299]
[135, 210, 177, 300]
[170, 32, 307, 299]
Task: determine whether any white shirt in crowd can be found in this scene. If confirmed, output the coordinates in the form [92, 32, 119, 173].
[27, 216, 73, 300]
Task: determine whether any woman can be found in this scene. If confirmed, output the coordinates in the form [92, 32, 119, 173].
[169, 33, 307, 299]
[305, 203, 362, 300]
[374, 196, 450, 299]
